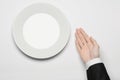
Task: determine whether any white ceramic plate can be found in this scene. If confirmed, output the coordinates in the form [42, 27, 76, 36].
[12, 3, 71, 59]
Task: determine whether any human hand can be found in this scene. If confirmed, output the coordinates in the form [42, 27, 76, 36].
[75, 28, 100, 63]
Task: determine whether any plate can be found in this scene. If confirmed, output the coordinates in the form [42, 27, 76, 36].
[12, 3, 71, 59]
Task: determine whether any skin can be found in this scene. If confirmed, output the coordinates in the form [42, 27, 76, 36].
[75, 28, 100, 63]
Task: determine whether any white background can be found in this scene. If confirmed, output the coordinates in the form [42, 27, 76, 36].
[0, 0, 120, 80]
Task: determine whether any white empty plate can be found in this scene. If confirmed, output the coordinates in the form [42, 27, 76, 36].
[12, 3, 71, 59]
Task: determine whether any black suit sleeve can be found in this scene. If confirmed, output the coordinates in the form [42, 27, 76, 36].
[87, 63, 110, 80]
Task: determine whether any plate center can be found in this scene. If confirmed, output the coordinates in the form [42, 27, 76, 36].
[23, 13, 60, 49]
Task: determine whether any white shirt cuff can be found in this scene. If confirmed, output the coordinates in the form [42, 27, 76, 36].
[86, 58, 102, 70]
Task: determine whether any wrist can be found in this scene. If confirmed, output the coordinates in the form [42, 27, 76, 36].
[85, 58, 102, 69]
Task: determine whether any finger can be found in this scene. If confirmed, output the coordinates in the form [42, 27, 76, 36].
[79, 28, 94, 48]
[89, 37, 94, 45]
[75, 39, 82, 52]
[77, 29, 87, 45]
[76, 31, 84, 47]
[75, 31, 83, 48]
[90, 37, 99, 47]
[80, 28, 90, 43]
